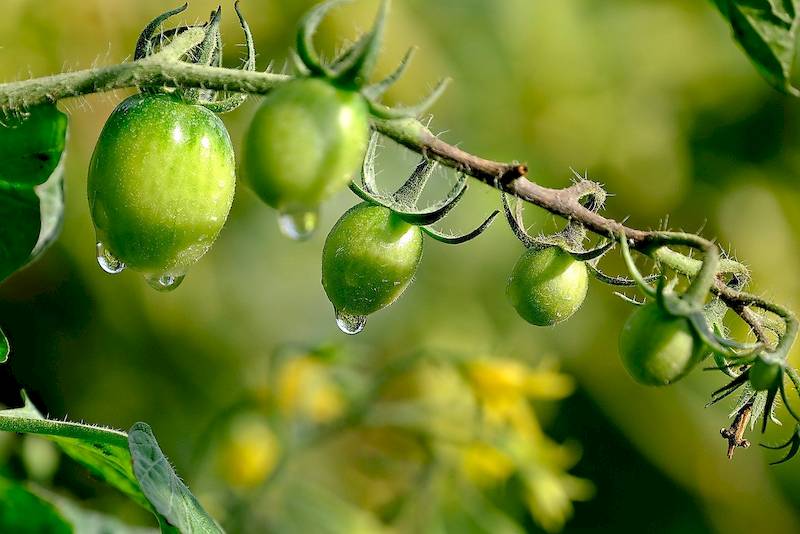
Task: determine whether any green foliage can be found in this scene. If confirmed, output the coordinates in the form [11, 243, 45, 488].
[714, 0, 800, 95]
[5, 0, 800, 531]
[0, 105, 68, 362]
[0, 477, 72, 534]
[0, 393, 219, 533]
[128, 423, 223, 534]
[0, 105, 67, 282]
[0, 478, 157, 534]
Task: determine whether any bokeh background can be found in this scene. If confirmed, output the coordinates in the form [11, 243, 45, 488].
[2, 0, 800, 532]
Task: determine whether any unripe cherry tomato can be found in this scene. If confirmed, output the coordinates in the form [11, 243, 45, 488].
[243, 78, 369, 212]
[506, 247, 588, 326]
[88, 94, 236, 285]
[322, 203, 423, 319]
[749, 356, 782, 391]
[619, 303, 705, 386]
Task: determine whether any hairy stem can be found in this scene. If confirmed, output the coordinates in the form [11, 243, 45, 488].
[0, 57, 793, 341]
[0, 415, 129, 448]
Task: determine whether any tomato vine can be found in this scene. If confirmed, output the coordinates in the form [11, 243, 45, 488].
[1, 0, 800, 473]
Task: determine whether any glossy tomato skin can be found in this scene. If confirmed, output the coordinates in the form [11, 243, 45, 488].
[88, 94, 235, 276]
[749, 357, 781, 391]
[619, 303, 705, 386]
[243, 78, 369, 212]
[322, 203, 423, 317]
[506, 247, 588, 326]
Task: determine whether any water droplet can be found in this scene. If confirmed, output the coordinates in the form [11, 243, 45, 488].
[96, 242, 125, 274]
[334, 310, 367, 335]
[278, 208, 319, 241]
[145, 273, 186, 292]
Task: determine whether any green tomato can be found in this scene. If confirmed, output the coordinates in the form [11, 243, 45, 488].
[619, 303, 705, 386]
[88, 94, 236, 287]
[243, 78, 369, 213]
[749, 356, 782, 391]
[506, 247, 588, 326]
[322, 203, 423, 328]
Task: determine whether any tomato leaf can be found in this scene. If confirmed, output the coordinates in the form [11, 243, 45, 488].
[0, 391, 148, 509]
[0, 392, 220, 533]
[0, 477, 72, 534]
[0, 478, 157, 534]
[38, 486, 159, 534]
[0, 105, 68, 283]
[128, 422, 224, 534]
[714, 0, 800, 95]
[0, 105, 68, 363]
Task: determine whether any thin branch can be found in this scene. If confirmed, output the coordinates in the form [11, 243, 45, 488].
[0, 58, 794, 339]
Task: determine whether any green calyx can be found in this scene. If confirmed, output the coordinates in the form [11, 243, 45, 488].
[132, 2, 256, 112]
[295, 0, 450, 120]
[348, 133, 498, 244]
[707, 320, 799, 436]
[502, 171, 614, 262]
[618, 230, 763, 360]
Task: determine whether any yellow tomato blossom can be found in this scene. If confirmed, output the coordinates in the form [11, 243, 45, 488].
[276, 355, 345, 423]
[216, 414, 280, 490]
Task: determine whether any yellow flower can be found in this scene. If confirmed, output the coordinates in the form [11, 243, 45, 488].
[524, 469, 594, 533]
[460, 442, 515, 487]
[276, 356, 345, 423]
[216, 414, 280, 490]
[465, 357, 574, 427]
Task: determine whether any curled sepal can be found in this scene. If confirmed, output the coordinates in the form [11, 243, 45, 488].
[349, 179, 390, 205]
[565, 240, 615, 262]
[502, 193, 538, 249]
[193, 7, 222, 66]
[198, 1, 257, 113]
[619, 233, 658, 299]
[0, 327, 7, 363]
[134, 3, 189, 60]
[687, 311, 762, 357]
[393, 159, 437, 207]
[613, 292, 647, 306]
[359, 132, 381, 195]
[393, 175, 467, 226]
[181, 7, 223, 103]
[362, 47, 417, 100]
[587, 261, 659, 287]
[295, 0, 347, 77]
[422, 210, 499, 245]
[761, 425, 800, 465]
[333, 0, 390, 88]
[366, 78, 451, 120]
[707, 372, 752, 407]
[348, 136, 494, 243]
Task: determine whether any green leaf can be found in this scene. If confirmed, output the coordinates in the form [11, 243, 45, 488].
[0, 393, 223, 533]
[0, 105, 68, 363]
[0, 392, 148, 509]
[128, 423, 224, 534]
[33, 486, 159, 534]
[0, 477, 72, 534]
[0, 105, 68, 281]
[714, 0, 800, 95]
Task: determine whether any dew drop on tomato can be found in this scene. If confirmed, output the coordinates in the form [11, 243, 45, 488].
[145, 273, 186, 292]
[95, 241, 126, 275]
[335, 309, 366, 335]
[278, 208, 319, 241]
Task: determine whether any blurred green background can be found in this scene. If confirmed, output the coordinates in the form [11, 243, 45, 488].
[2, 0, 800, 532]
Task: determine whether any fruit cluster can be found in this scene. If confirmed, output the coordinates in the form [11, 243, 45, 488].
[2, 0, 799, 464]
